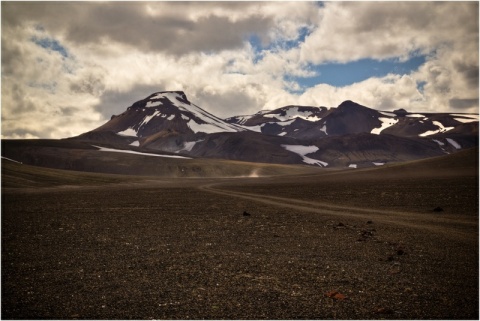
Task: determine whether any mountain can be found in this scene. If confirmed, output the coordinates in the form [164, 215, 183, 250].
[226, 100, 478, 140]
[80, 91, 244, 149]
[64, 91, 478, 168]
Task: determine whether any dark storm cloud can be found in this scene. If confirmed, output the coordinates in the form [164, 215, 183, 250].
[2, 2, 273, 55]
[194, 87, 262, 118]
[93, 84, 168, 119]
[449, 98, 479, 110]
[453, 61, 479, 90]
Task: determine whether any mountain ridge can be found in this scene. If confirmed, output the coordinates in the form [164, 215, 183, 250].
[70, 90, 478, 168]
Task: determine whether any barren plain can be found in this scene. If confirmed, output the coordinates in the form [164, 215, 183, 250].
[1, 148, 478, 319]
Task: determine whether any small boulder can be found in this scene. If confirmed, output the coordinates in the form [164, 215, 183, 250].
[326, 290, 346, 300]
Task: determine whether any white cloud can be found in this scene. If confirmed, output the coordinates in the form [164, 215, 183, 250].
[300, 2, 478, 64]
[297, 74, 424, 111]
[296, 2, 478, 113]
[1, 2, 478, 139]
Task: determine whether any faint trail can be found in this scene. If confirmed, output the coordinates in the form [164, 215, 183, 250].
[199, 182, 478, 244]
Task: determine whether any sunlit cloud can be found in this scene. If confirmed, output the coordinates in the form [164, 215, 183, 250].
[1, 1, 478, 139]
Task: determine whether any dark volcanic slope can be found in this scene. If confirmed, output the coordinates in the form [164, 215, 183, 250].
[1, 139, 320, 179]
[308, 132, 447, 167]
[186, 131, 305, 164]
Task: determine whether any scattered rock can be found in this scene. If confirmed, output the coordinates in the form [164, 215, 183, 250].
[433, 206, 443, 212]
[326, 290, 347, 300]
[374, 307, 394, 314]
[397, 248, 405, 256]
[361, 230, 374, 237]
[334, 222, 346, 230]
[366, 220, 373, 224]
[243, 211, 251, 216]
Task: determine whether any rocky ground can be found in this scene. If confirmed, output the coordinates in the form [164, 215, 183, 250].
[2, 163, 478, 319]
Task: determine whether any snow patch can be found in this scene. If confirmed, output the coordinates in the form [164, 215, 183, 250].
[187, 119, 233, 134]
[446, 138, 461, 149]
[277, 119, 296, 126]
[129, 140, 140, 147]
[406, 114, 426, 118]
[454, 118, 478, 123]
[92, 145, 191, 159]
[281, 144, 328, 167]
[1, 156, 22, 164]
[371, 117, 398, 135]
[451, 113, 479, 120]
[453, 114, 479, 123]
[348, 164, 357, 168]
[278, 132, 287, 136]
[432, 139, 445, 146]
[282, 144, 318, 155]
[263, 107, 322, 122]
[181, 114, 190, 121]
[245, 124, 263, 133]
[145, 101, 162, 108]
[167, 114, 175, 121]
[373, 162, 385, 166]
[320, 124, 328, 135]
[139, 111, 162, 127]
[230, 115, 254, 125]
[117, 128, 138, 137]
[179, 140, 203, 152]
[145, 92, 242, 133]
[379, 111, 396, 117]
[419, 121, 454, 137]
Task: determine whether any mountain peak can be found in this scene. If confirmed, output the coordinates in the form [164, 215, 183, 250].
[337, 100, 366, 109]
[146, 91, 190, 105]
[129, 91, 190, 110]
[95, 90, 243, 139]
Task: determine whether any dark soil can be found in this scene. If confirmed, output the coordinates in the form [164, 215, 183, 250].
[2, 160, 478, 319]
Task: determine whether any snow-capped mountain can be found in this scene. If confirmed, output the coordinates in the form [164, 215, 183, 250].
[72, 91, 478, 168]
[226, 100, 479, 141]
[92, 91, 243, 140]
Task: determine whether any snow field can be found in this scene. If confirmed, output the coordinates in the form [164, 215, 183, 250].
[263, 107, 323, 122]
[129, 141, 140, 147]
[371, 117, 398, 135]
[446, 138, 461, 149]
[145, 92, 242, 134]
[419, 121, 454, 137]
[92, 145, 191, 159]
[117, 128, 138, 137]
[281, 144, 328, 167]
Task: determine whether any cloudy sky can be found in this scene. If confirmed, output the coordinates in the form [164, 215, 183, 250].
[1, 1, 479, 139]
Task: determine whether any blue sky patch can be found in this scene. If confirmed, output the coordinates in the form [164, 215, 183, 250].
[296, 56, 427, 88]
[32, 36, 69, 58]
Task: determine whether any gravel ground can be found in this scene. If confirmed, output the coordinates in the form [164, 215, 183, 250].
[2, 173, 478, 319]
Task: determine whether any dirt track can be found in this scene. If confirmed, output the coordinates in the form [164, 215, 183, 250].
[203, 185, 478, 250]
[2, 170, 479, 319]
